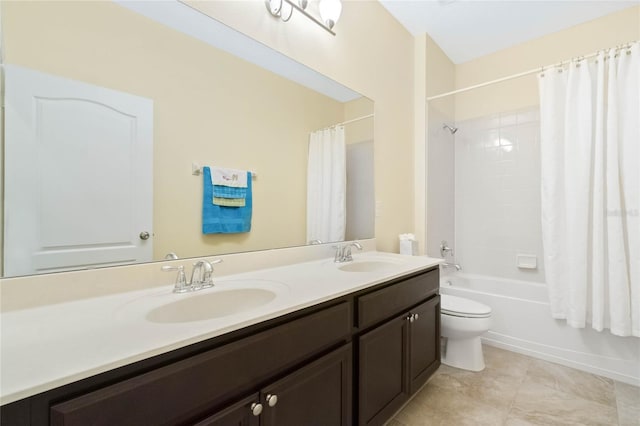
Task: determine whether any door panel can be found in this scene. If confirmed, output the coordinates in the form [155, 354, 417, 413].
[261, 344, 352, 426]
[358, 315, 409, 426]
[4, 65, 153, 276]
[194, 394, 260, 426]
[409, 296, 441, 393]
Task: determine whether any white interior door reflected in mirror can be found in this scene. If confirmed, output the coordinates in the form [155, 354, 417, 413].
[3, 65, 154, 276]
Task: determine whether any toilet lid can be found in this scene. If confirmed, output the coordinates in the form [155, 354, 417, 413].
[441, 294, 491, 318]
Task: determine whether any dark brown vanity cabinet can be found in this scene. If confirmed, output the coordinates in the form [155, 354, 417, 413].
[358, 312, 410, 426]
[50, 302, 352, 426]
[357, 270, 440, 426]
[196, 344, 352, 426]
[1, 267, 440, 426]
[408, 296, 440, 393]
[195, 394, 260, 426]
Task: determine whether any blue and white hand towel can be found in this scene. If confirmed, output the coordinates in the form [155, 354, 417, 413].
[202, 167, 252, 234]
[210, 166, 248, 188]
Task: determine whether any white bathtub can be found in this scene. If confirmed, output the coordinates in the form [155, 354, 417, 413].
[440, 272, 640, 386]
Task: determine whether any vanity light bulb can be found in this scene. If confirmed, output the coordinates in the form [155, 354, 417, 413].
[280, 0, 293, 21]
[266, 0, 283, 15]
[298, 0, 308, 10]
[318, 0, 342, 29]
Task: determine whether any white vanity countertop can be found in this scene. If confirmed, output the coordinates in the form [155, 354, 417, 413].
[0, 252, 442, 405]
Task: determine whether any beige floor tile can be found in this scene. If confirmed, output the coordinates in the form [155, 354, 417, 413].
[483, 345, 533, 379]
[525, 359, 616, 407]
[386, 418, 407, 426]
[409, 378, 510, 425]
[394, 397, 505, 426]
[503, 415, 540, 426]
[615, 381, 640, 426]
[392, 399, 438, 426]
[428, 363, 523, 411]
[511, 379, 618, 426]
[396, 349, 634, 426]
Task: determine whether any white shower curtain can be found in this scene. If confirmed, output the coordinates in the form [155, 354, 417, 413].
[538, 43, 639, 337]
[306, 126, 346, 243]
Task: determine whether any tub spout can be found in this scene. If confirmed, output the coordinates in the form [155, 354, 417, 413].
[442, 262, 462, 271]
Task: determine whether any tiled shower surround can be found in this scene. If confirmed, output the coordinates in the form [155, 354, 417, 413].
[454, 107, 545, 283]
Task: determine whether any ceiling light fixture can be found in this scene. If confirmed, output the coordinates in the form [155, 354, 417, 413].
[265, 0, 343, 35]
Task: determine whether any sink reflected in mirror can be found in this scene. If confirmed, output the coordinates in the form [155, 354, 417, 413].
[147, 288, 277, 323]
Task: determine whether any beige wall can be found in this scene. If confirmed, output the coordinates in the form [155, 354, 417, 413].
[2, 1, 361, 261]
[454, 6, 640, 121]
[344, 97, 374, 145]
[186, 0, 416, 253]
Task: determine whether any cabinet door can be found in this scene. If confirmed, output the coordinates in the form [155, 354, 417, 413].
[409, 296, 441, 393]
[194, 394, 261, 426]
[261, 344, 352, 426]
[358, 314, 410, 426]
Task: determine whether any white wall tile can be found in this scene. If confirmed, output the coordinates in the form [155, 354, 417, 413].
[454, 106, 545, 282]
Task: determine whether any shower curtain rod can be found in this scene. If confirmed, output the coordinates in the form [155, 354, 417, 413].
[426, 40, 638, 102]
[320, 113, 374, 130]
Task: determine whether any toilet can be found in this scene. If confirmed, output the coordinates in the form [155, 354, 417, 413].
[440, 294, 492, 371]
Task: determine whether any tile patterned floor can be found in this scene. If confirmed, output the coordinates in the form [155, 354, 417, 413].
[389, 345, 640, 426]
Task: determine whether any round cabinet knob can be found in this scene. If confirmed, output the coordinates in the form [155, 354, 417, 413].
[406, 314, 413, 322]
[250, 402, 263, 416]
[414, 313, 419, 321]
[266, 393, 278, 407]
[139, 231, 150, 240]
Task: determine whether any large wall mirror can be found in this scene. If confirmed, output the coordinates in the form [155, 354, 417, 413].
[0, 0, 374, 278]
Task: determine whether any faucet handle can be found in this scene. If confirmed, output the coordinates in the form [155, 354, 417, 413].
[343, 242, 363, 262]
[440, 240, 453, 257]
[345, 242, 363, 261]
[201, 259, 222, 288]
[162, 265, 188, 292]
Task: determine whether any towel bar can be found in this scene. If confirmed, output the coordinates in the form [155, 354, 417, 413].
[192, 162, 257, 178]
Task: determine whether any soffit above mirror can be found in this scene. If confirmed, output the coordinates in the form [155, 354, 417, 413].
[116, 0, 360, 102]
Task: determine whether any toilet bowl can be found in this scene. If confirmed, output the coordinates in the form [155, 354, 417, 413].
[440, 294, 492, 372]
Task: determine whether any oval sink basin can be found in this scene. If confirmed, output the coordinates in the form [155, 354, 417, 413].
[115, 279, 290, 325]
[338, 261, 398, 273]
[146, 288, 277, 323]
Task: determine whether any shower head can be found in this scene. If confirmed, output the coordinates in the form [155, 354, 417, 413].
[443, 124, 458, 134]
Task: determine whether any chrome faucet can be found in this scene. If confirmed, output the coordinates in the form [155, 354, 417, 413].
[162, 259, 223, 293]
[441, 262, 462, 271]
[334, 241, 363, 263]
[190, 260, 215, 290]
[440, 240, 454, 258]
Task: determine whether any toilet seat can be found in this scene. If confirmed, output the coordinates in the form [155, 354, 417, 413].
[441, 294, 491, 318]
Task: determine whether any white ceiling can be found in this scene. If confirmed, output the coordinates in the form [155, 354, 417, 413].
[378, 0, 639, 64]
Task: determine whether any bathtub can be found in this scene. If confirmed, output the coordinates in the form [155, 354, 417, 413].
[440, 272, 640, 386]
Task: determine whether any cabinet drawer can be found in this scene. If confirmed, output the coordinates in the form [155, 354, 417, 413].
[50, 302, 351, 426]
[357, 269, 437, 329]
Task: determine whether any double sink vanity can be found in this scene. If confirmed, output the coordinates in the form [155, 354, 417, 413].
[1, 244, 442, 425]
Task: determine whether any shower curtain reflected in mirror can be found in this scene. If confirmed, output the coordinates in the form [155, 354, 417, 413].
[306, 126, 346, 244]
[538, 42, 639, 337]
